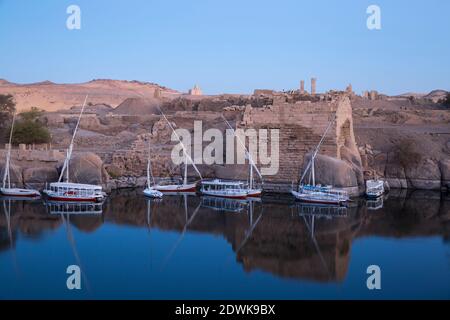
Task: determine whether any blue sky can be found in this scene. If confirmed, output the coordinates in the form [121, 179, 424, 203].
[0, 0, 449, 95]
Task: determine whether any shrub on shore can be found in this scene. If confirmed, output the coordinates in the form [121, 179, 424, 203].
[5, 107, 51, 145]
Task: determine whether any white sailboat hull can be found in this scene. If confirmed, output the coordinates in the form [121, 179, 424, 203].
[154, 183, 197, 193]
[291, 189, 348, 205]
[246, 188, 262, 198]
[201, 189, 248, 199]
[0, 187, 40, 198]
[143, 187, 163, 198]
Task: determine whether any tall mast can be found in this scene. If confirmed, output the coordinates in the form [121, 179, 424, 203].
[58, 95, 88, 182]
[183, 153, 188, 185]
[221, 115, 263, 185]
[147, 139, 152, 188]
[311, 157, 315, 186]
[3, 111, 16, 189]
[299, 115, 336, 186]
[249, 162, 253, 189]
[157, 107, 203, 180]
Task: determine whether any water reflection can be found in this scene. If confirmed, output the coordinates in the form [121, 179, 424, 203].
[0, 190, 449, 287]
[45, 201, 104, 215]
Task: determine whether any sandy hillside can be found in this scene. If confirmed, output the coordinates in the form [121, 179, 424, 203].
[0, 79, 181, 112]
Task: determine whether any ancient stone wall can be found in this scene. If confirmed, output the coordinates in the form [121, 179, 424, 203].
[240, 95, 361, 186]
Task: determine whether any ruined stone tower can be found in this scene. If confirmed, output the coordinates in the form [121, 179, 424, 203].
[300, 80, 305, 94]
[311, 78, 317, 95]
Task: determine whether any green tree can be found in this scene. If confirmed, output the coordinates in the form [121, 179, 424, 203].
[20, 106, 43, 121]
[8, 107, 51, 145]
[0, 94, 16, 141]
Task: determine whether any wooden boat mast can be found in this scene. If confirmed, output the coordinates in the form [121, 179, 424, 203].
[2, 111, 16, 189]
[157, 107, 203, 181]
[146, 139, 156, 188]
[221, 115, 263, 187]
[58, 95, 88, 183]
[299, 115, 336, 187]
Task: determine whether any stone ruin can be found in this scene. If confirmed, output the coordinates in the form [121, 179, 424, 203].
[240, 93, 363, 194]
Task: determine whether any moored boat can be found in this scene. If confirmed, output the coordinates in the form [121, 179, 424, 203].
[365, 179, 385, 199]
[291, 185, 349, 205]
[143, 139, 163, 198]
[291, 115, 349, 206]
[153, 111, 203, 193]
[0, 187, 40, 198]
[222, 115, 263, 198]
[200, 179, 248, 199]
[44, 182, 105, 202]
[42, 95, 106, 203]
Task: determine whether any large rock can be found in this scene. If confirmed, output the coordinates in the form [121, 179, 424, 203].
[23, 167, 58, 188]
[302, 154, 358, 188]
[384, 163, 408, 189]
[371, 152, 388, 177]
[405, 159, 441, 190]
[67, 153, 109, 186]
[340, 146, 364, 186]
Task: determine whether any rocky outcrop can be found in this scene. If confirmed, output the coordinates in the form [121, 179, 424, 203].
[23, 167, 58, 188]
[302, 153, 359, 190]
[68, 152, 109, 186]
[405, 159, 441, 190]
[384, 162, 408, 189]
[340, 146, 364, 187]
[360, 139, 449, 191]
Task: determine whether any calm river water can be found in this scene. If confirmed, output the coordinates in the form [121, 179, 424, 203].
[1, 189, 449, 299]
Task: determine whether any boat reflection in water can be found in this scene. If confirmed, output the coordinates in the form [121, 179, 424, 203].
[2, 200, 14, 250]
[44, 201, 104, 215]
[200, 195, 248, 213]
[366, 196, 384, 211]
[292, 202, 348, 218]
[293, 203, 349, 281]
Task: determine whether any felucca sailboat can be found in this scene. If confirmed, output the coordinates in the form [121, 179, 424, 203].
[153, 111, 203, 193]
[0, 111, 40, 198]
[43, 96, 106, 203]
[291, 116, 349, 205]
[143, 139, 163, 198]
[222, 115, 263, 198]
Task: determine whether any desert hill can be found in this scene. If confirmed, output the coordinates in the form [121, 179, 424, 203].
[424, 90, 448, 103]
[0, 79, 181, 112]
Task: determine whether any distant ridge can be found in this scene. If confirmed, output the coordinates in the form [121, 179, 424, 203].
[0, 78, 181, 111]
